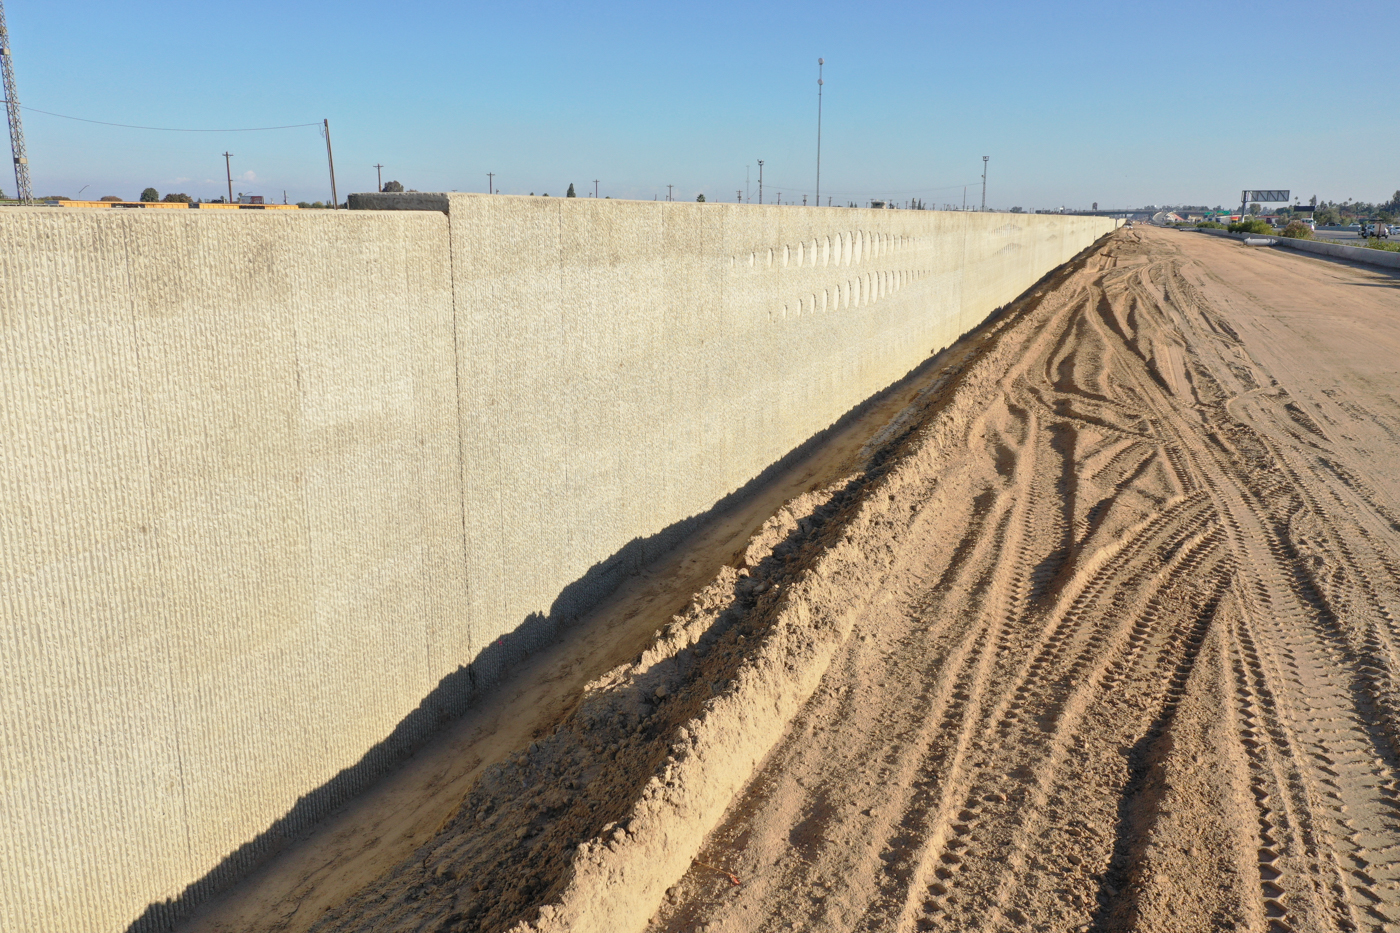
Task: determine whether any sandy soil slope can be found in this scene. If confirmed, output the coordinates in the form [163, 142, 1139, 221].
[643, 228, 1400, 933]
[185, 227, 1400, 933]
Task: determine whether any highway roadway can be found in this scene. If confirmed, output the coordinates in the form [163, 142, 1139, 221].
[1312, 227, 1383, 243]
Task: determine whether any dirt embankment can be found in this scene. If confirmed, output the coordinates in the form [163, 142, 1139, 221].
[191, 227, 1400, 933]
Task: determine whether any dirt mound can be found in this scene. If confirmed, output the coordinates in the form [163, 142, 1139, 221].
[644, 227, 1400, 933]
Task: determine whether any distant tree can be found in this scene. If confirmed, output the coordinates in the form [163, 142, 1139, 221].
[542, 193, 550, 197]
[100, 195, 122, 202]
[162, 192, 193, 203]
[1315, 207, 1341, 225]
[296, 201, 312, 208]
[1309, 195, 1317, 207]
[382, 180, 404, 193]
[566, 183, 576, 197]
[696, 193, 706, 202]
[38, 195, 72, 200]
[1248, 202, 1262, 215]
[310, 201, 326, 209]
[140, 187, 159, 202]
[1010, 206, 1023, 213]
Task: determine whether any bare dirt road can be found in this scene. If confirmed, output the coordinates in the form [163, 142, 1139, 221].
[184, 227, 1400, 933]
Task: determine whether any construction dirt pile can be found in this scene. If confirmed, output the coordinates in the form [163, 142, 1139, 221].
[191, 226, 1400, 933]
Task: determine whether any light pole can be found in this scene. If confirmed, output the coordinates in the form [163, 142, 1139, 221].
[667, 184, 674, 201]
[487, 172, 494, 194]
[374, 163, 383, 192]
[757, 160, 764, 204]
[323, 119, 338, 209]
[816, 57, 824, 206]
[981, 156, 988, 212]
[594, 179, 600, 198]
[223, 151, 234, 204]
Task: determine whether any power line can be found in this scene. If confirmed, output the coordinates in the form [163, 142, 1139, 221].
[8, 103, 317, 132]
[753, 178, 984, 201]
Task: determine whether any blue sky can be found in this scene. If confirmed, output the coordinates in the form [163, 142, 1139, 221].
[4, 0, 1396, 209]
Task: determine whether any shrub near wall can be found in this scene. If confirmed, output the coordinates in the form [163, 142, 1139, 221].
[1228, 218, 1275, 235]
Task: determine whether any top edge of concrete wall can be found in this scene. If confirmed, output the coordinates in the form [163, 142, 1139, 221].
[345, 191, 1068, 219]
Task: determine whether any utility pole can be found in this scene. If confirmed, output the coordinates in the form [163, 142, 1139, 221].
[323, 119, 338, 209]
[981, 156, 988, 212]
[0, 0, 32, 202]
[487, 172, 494, 194]
[963, 186, 967, 211]
[223, 152, 234, 203]
[815, 57, 824, 207]
[374, 163, 383, 192]
[757, 160, 763, 204]
[667, 184, 673, 201]
[594, 179, 599, 198]
[736, 189, 741, 203]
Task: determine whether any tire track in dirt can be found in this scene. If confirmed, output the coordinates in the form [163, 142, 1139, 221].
[643, 228, 1400, 933]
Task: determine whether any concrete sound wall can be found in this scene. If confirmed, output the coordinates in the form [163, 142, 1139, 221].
[0, 197, 1114, 933]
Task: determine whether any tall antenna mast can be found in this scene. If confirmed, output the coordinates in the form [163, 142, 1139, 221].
[815, 58, 823, 206]
[0, 0, 33, 202]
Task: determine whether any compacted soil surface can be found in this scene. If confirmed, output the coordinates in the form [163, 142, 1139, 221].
[183, 227, 1400, 933]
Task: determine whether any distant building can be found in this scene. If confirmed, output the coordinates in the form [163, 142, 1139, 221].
[238, 195, 265, 205]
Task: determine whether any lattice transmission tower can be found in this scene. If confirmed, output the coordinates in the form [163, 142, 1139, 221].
[0, 0, 32, 202]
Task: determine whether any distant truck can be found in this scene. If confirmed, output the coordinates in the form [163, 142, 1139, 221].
[237, 195, 265, 205]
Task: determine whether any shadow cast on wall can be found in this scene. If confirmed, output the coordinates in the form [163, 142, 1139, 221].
[122, 330, 988, 933]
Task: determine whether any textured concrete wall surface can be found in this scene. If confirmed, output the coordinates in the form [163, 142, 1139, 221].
[0, 197, 1113, 933]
